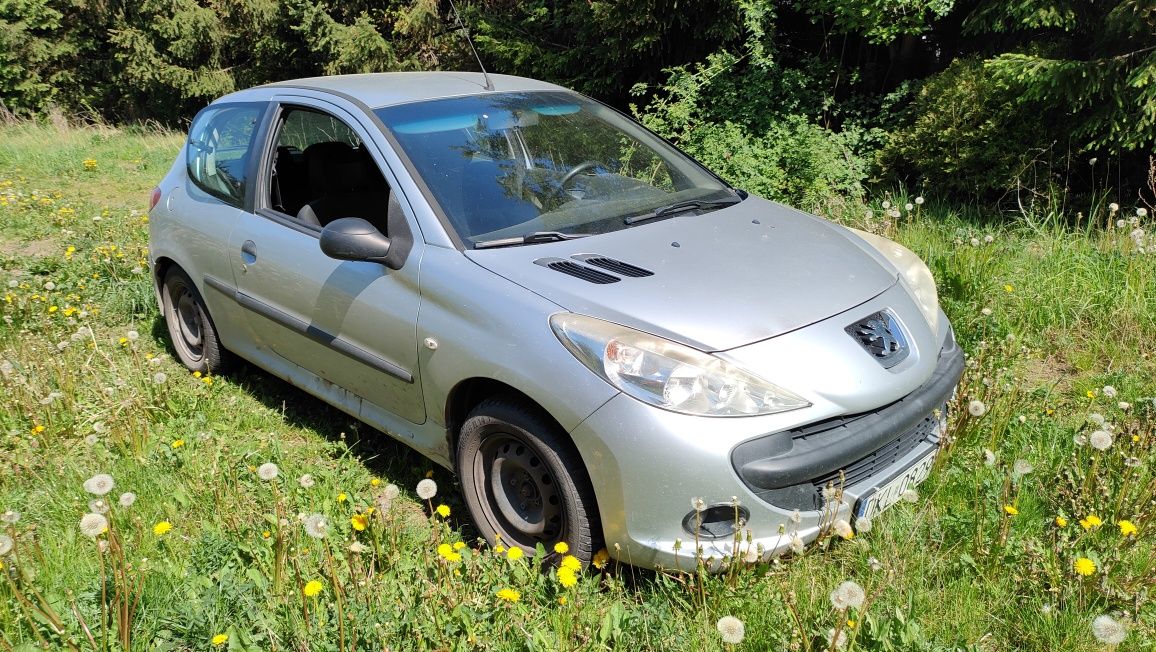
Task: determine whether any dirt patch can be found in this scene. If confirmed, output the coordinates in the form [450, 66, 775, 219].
[1016, 354, 1078, 393]
[0, 237, 56, 258]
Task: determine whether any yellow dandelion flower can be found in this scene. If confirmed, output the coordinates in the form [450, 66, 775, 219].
[1118, 520, 1137, 537]
[337, 492, 347, 503]
[592, 548, 610, 569]
[350, 513, 368, 531]
[557, 566, 578, 588]
[1079, 515, 1102, 530]
[370, 478, 381, 487]
[171, 439, 185, 448]
[202, 376, 213, 386]
[1132, 435, 1140, 443]
[262, 530, 271, 539]
[847, 619, 856, 629]
[558, 596, 567, 605]
[1055, 516, 1068, 527]
[560, 555, 581, 572]
[47, 305, 58, 313]
[506, 547, 524, 561]
[1003, 505, 1018, 516]
[1073, 557, 1096, 576]
[193, 371, 202, 378]
[553, 541, 569, 554]
[303, 580, 323, 597]
[152, 521, 172, 536]
[32, 425, 45, 434]
[437, 543, 462, 563]
[82, 159, 97, 170]
[452, 541, 466, 550]
[494, 544, 506, 554]
[496, 588, 520, 603]
[435, 504, 450, 518]
[1086, 390, 1096, 399]
[1003, 284, 1014, 293]
[211, 633, 228, 646]
[118, 337, 128, 346]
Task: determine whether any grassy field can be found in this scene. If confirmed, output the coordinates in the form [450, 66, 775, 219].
[0, 121, 1153, 651]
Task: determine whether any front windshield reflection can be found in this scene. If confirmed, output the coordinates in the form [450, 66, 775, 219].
[375, 92, 733, 247]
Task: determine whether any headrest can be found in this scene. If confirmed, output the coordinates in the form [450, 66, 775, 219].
[304, 142, 368, 194]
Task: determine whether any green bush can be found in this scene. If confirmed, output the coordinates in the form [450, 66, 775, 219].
[878, 57, 1069, 201]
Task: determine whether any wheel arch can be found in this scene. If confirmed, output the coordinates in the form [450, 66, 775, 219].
[443, 377, 605, 531]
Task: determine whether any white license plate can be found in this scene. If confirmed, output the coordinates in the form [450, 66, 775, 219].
[854, 446, 938, 521]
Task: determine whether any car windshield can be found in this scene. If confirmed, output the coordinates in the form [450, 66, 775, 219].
[374, 92, 736, 248]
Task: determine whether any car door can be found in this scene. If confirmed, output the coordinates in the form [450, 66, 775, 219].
[225, 96, 426, 424]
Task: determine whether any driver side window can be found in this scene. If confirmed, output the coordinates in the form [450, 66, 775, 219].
[267, 107, 392, 233]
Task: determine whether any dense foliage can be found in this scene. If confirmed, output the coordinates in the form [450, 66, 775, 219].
[0, 0, 1153, 209]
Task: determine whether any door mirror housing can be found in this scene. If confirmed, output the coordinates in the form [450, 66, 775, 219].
[320, 218, 392, 265]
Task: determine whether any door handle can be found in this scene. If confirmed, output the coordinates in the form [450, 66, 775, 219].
[241, 240, 257, 264]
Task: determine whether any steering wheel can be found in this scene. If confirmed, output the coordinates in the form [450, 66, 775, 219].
[559, 160, 605, 189]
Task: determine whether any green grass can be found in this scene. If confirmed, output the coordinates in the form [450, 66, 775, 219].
[1, 122, 1154, 651]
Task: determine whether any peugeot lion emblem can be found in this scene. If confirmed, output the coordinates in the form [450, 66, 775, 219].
[844, 311, 909, 368]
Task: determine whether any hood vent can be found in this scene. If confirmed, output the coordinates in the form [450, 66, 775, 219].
[571, 254, 654, 278]
[534, 258, 620, 284]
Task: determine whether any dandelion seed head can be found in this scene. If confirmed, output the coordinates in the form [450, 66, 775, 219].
[901, 488, 919, 503]
[1092, 615, 1127, 644]
[905, 203, 914, 211]
[1124, 456, 1141, 468]
[1138, 207, 1148, 218]
[1012, 459, 1034, 476]
[1109, 203, 1119, 212]
[827, 627, 848, 649]
[1088, 412, 1105, 425]
[980, 307, 992, 316]
[1117, 218, 1127, 228]
[416, 478, 437, 500]
[298, 474, 315, 489]
[789, 535, 805, 554]
[0, 535, 12, 556]
[854, 517, 872, 533]
[1074, 433, 1088, 446]
[789, 509, 802, 524]
[1102, 385, 1117, 398]
[970, 237, 980, 247]
[119, 492, 136, 508]
[303, 513, 329, 539]
[690, 496, 705, 512]
[830, 580, 866, 610]
[83, 473, 114, 496]
[984, 234, 994, 243]
[716, 616, 745, 645]
[983, 448, 996, 466]
[126, 330, 139, 342]
[79, 512, 107, 537]
[1117, 401, 1130, 410]
[257, 463, 279, 481]
[88, 499, 109, 514]
[1, 510, 19, 525]
[968, 400, 987, 417]
[383, 483, 400, 500]
[349, 541, 368, 553]
[153, 372, 167, 384]
[915, 196, 924, 205]
[881, 201, 891, 209]
[867, 556, 883, 571]
[1090, 430, 1113, 451]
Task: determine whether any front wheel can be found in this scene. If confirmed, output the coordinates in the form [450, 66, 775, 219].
[457, 398, 600, 563]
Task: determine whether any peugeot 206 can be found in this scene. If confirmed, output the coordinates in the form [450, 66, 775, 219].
[148, 72, 964, 569]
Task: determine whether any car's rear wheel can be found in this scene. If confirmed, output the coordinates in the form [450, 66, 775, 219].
[161, 267, 229, 373]
[457, 398, 599, 563]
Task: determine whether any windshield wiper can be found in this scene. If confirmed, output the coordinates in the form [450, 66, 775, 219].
[473, 231, 591, 250]
[624, 195, 744, 225]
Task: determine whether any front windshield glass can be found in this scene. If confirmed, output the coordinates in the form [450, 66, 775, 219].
[375, 92, 734, 247]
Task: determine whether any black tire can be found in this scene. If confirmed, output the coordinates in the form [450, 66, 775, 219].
[457, 398, 600, 563]
[160, 267, 230, 373]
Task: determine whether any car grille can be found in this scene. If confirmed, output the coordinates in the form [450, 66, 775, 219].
[809, 407, 943, 494]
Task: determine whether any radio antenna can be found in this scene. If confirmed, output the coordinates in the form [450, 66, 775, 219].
[446, 0, 493, 91]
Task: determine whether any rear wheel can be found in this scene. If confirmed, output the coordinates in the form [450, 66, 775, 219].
[457, 398, 600, 563]
[161, 267, 229, 373]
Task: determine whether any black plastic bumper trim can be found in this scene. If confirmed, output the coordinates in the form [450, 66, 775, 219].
[732, 331, 963, 491]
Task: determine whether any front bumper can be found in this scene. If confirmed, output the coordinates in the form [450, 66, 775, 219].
[570, 321, 964, 571]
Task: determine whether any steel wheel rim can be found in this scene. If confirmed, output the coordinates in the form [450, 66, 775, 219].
[171, 286, 204, 360]
[474, 431, 563, 547]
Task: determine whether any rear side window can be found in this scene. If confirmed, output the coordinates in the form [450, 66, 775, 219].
[186, 103, 265, 207]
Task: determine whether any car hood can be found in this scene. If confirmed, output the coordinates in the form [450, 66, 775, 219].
[464, 196, 898, 351]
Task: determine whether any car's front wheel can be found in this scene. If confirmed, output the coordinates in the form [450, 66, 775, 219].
[457, 398, 600, 563]
[161, 267, 230, 373]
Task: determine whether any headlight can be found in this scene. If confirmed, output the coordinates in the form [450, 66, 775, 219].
[550, 314, 810, 417]
[850, 228, 940, 335]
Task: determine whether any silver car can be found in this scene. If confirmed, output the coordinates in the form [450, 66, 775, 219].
[148, 72, 963, 569]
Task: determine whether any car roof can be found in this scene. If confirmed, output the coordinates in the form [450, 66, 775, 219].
[255, 72, 569, 109]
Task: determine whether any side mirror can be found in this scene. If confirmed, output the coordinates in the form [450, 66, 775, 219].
[320, 218, 391, 265]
